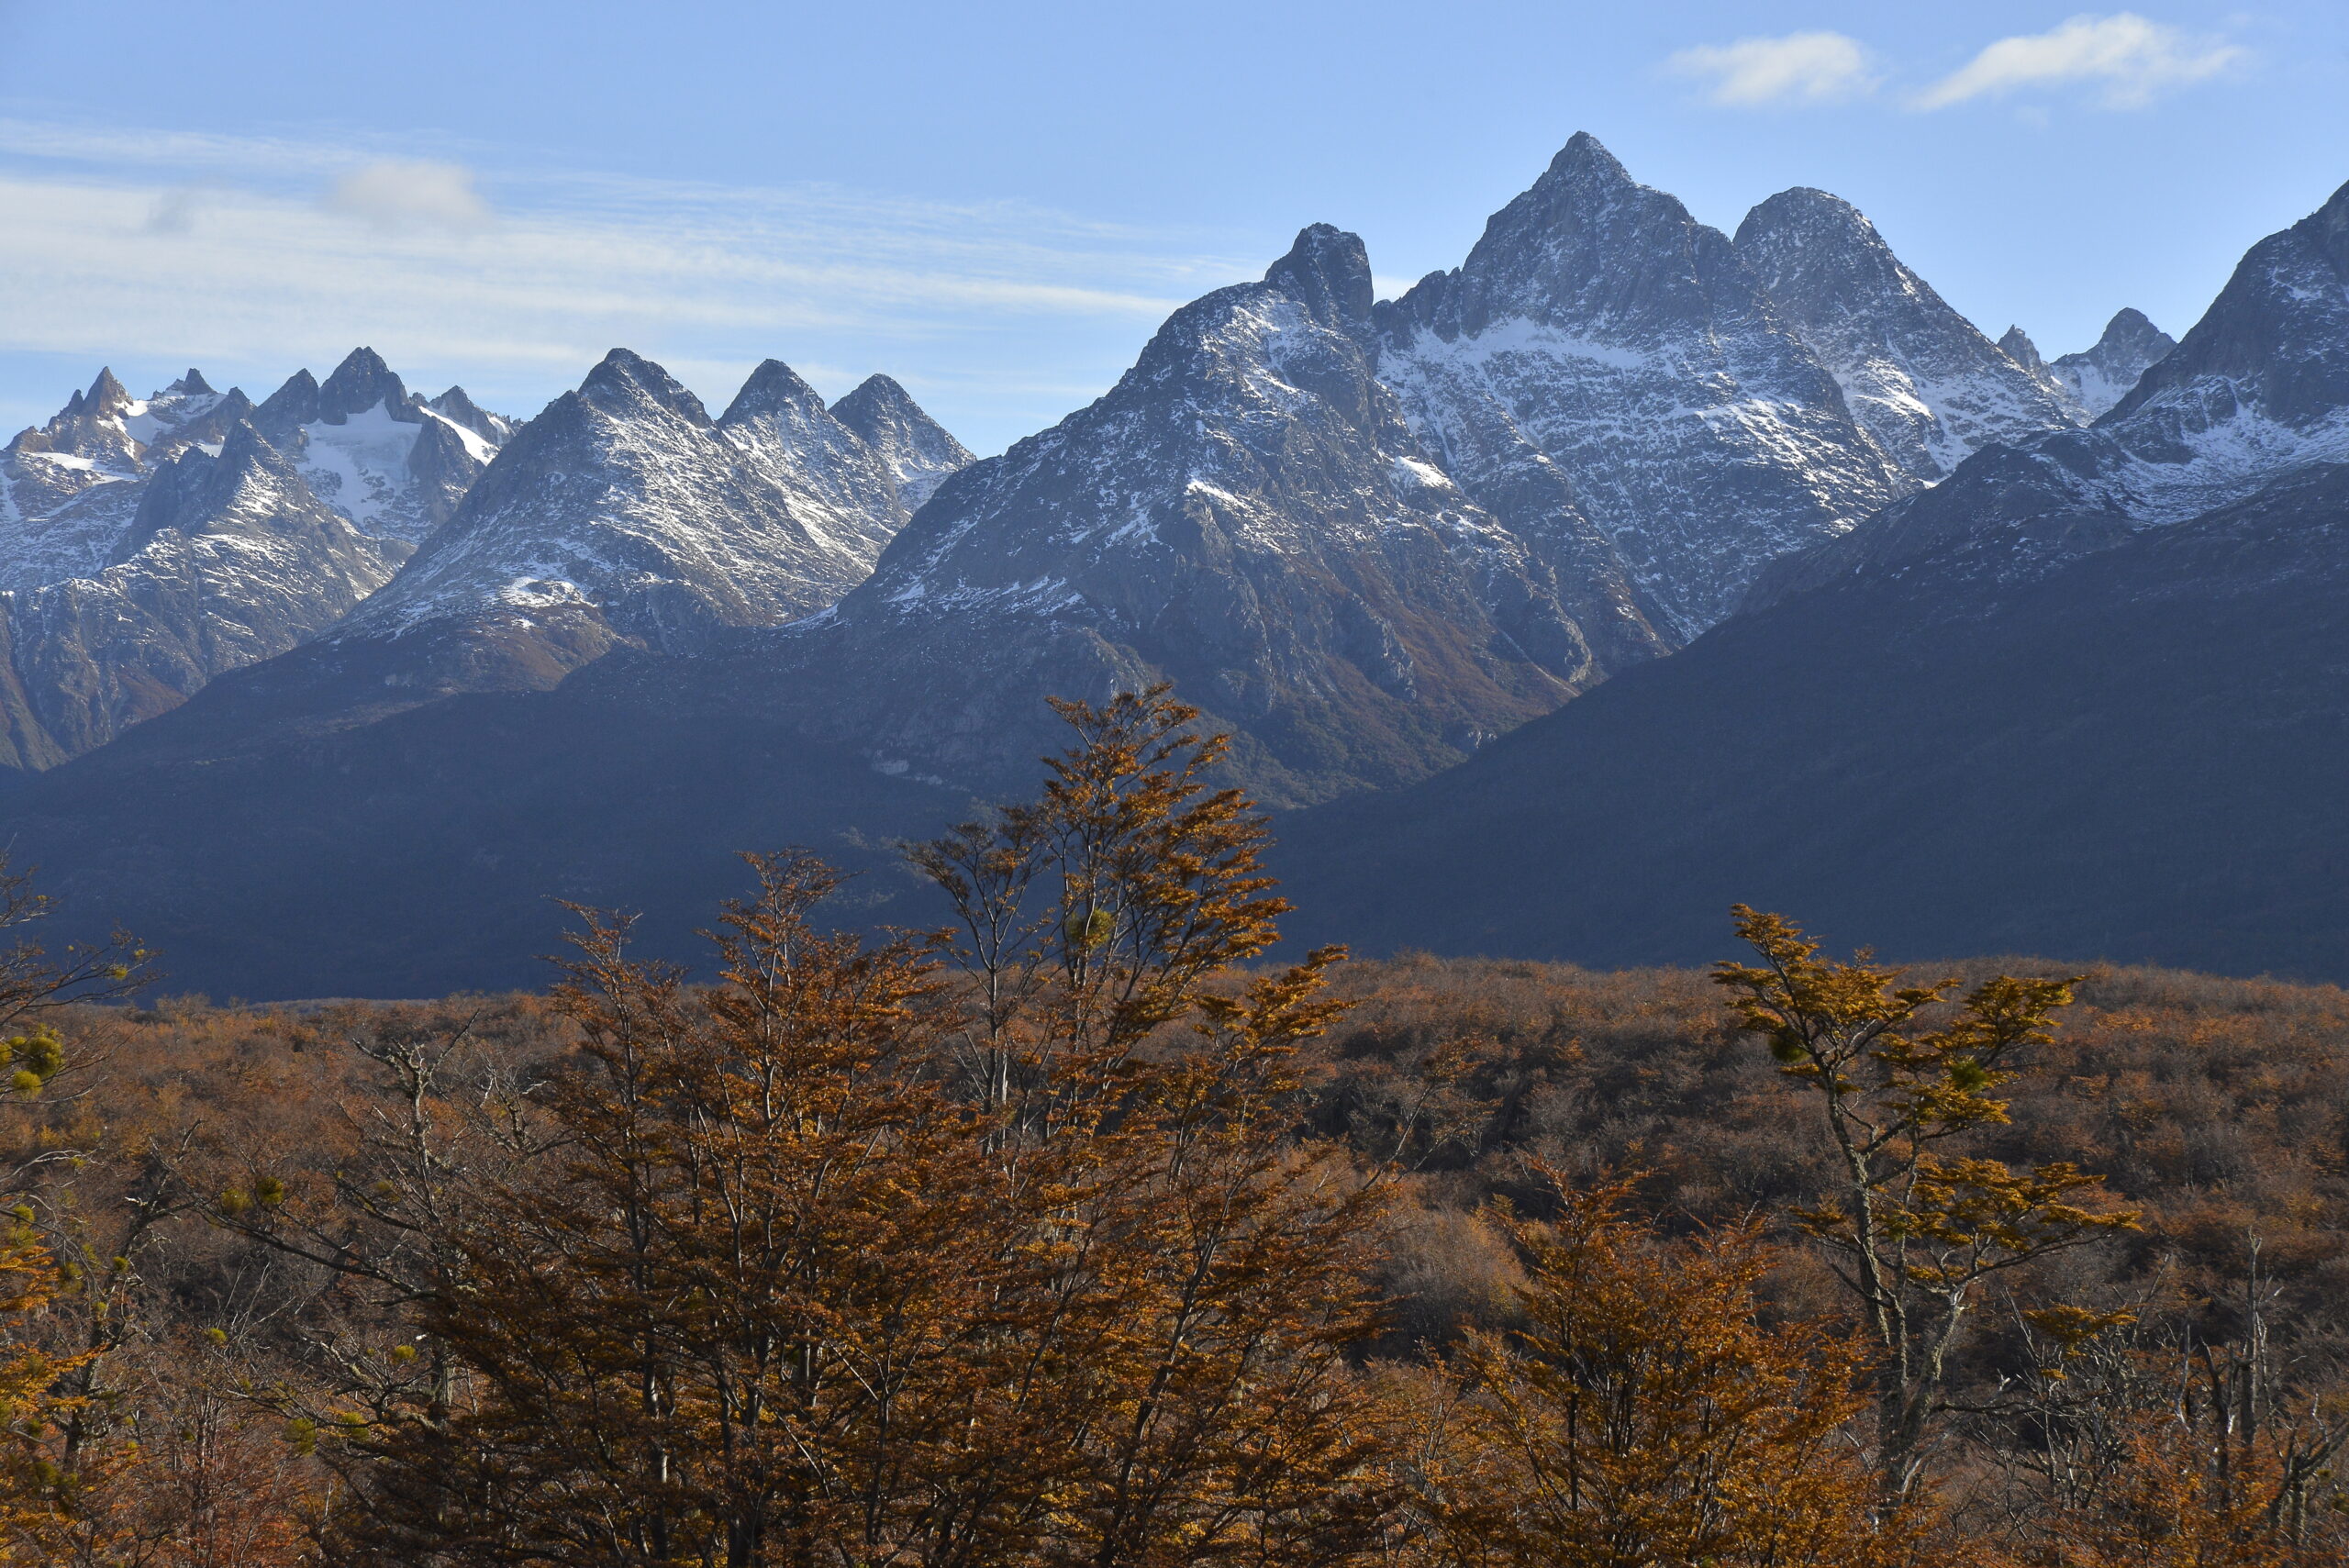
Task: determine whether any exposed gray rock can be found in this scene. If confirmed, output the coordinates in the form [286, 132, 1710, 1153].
[326, 349, 915, 692]
[426, 385, 518, 445]
[1756, 175, 2349, 607]
[0, 420, 405, 768]
[256, 349, 505, 543]
[829, 373, 976, 509]
[315, 347, 420, 428]
[2050, 308, 2177, 417]
[717, 360, 914, 569]
[1375, 134, 1904, 640]
[1735, 187, 2079, 483]
[1996, 325, 2079, 409]
[0, 368, 239, 591]
[732, 223, 1627, 806]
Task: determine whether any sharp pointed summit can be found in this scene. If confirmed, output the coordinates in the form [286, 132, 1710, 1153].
[579, 346, 712, 425]
[1374, 137, 1901, 639]
[716, 357, 920, 568]
[328, 348, 911, 688]
[1264, 223, 1376, 337]
[0, 411, 402, 767]
[2049, 309, 2176, 417]
[316, 346, 418, 426]
[250, 350, 509, 540]
[1733, 185, 2078, 482]
[829, 375, 975, 511]
[715, 223, 1630, 805]
[1757, 176, 2349, 604]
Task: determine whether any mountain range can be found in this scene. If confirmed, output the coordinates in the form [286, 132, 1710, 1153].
[2, 134, 2333, 998]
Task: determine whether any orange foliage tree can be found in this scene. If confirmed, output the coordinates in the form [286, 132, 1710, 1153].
[1714, 908, 2140, 1501]
[332, 689, 1391, 1567]
[1386, 1168, 1906, 1568]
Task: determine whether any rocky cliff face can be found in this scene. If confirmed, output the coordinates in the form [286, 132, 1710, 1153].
[1733, 186, 2078, 484]
[1754, 175, 2349, 606]
[0, 352, 490, 768]
[0, 421, 404, 769]
[254, 348, 507, 542]
[317, 349, 940, 699]
[1374, 135, 1904, 640]
[829, 373, 977, 509]
[717, 360, 919, 571]
[723, 223, 1627, 806]
[2050, 308, 2177, 417]
[0, 369, 251, 592]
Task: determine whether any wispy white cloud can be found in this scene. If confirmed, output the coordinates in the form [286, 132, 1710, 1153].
[1913, 14, 2244, 111]
[0, 118, 1263, 452]
[328, 160, 493, 231]
[1665, 32, 1879, 107]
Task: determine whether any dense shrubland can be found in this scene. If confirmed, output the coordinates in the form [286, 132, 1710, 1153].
[0, 689, 2343, 1565]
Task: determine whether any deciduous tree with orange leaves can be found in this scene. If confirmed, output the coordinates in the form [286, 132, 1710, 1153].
[332, 687, 1392, 1568]
[1386, 1168, 1908, 1568]
[1714, 908, 2140, 1502]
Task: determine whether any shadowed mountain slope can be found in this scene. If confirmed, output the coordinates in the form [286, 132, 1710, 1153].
[1275, 460, 2349, 980]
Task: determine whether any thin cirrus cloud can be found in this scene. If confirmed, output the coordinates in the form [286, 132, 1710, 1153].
[0, 117, 1258, 452]
[1911, 14, 2245, 110]
[1664, 31, 1879, 107]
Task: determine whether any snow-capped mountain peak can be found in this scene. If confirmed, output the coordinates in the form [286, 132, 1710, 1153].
[579, 346, 712, 425]
[251, 349, 508, 541]
[829, 374, 977, 511]
[2051, 309, 2176, 418]
[755, 220, 1638, 804]
[0, 367, 255, 590]
[1754, 174, 2349, 605]
[426, 386, 518, 446]
[314, 347, 421, 428]
[1374, 134, 1902, 639]
[1733, 184, 2079, 483]
[717, 358, 914, 565]
[333, 348, 921, 662]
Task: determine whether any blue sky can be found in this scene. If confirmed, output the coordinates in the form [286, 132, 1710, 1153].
[3, 2, 2344, 455]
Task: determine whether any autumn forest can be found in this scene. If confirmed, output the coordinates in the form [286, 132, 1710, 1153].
[0, 691, 2343, 1567]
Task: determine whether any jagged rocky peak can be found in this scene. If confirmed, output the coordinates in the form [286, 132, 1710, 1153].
[245, 350, 506, 542]
[12, 365, 224, 463]
[1385, 131, 1730, 339]
[829, 374, 976, 510]
[79, 367, 134, 420]
[126, 421, 336, 552]
[0, 366, 261, 593]
[718, 357, 829, 423]
[0, 412, 407, 768]
[338, 346, 896, 671]
[254, 370, 321, 439]
[716, 358, 914, 562]
[1753, 174, 2349, 608]
[2103, 174, 2349, 439]
[1264, 221, 1376, 334]
[1733, 186, 2080, 482]
[427, 386, 518, 445]
[764, 218, 1633, 806]
[2051, 308, 2177, 418]
[579, 346, 713, 425]
[316, 347, 419, 425]
[1996, 324, 2085, 415]
[1374, 132, 1900, 639]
